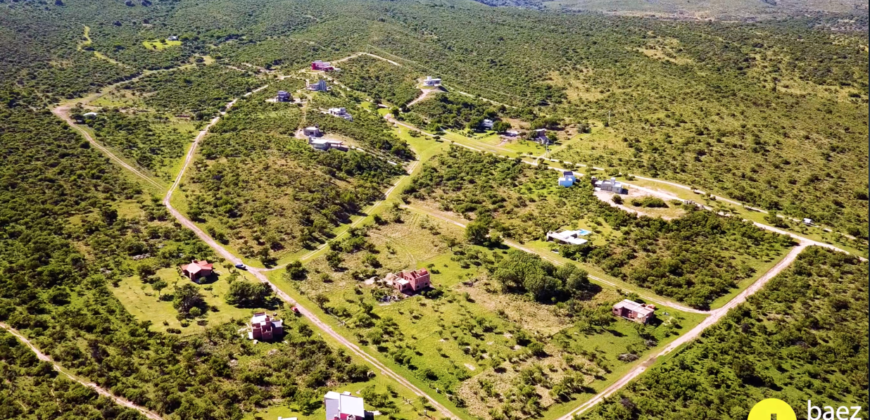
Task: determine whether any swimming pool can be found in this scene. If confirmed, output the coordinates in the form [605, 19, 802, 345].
[578, 229, 592, 236]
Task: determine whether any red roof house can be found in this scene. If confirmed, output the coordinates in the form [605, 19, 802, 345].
[312, 60, 334, 71]
[181, 260, 213, 282]
[612, 300, 656, 324]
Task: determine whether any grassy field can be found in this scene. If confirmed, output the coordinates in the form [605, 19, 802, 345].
[111, 265, 272, 334]
[143, 39, 182, 50]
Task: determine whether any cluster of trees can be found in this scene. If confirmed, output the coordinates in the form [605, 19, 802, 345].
[125, 65, 262, 119]
[406, 93, 503, 132]
[405, 146, 793, 308]
[333, 55, 422, 106]
[85, 108, 190, 175]
[588, 247, 869, 419]
[492, 250, 590, 302]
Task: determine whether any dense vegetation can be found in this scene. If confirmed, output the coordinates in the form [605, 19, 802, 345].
[183, 87, 405, 264]
[404, 146, 793, 308]
[0, 330, 147, 420]
[333, 55, 422, 106]
[0, 104, 378, 419]
[405, 93, 503, 132]
[587, 247, 869, 419]
[125, 65, 262, 119]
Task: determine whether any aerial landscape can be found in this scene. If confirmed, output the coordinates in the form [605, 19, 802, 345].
[0, 0, 867, 419]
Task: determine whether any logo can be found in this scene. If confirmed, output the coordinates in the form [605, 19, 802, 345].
[749, 399, 796, 420]
[748, 399, 864, 420]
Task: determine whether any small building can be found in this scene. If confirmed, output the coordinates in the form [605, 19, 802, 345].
[387, 269, 431, 294]
[304, 126, 322, 137]
[563, 171, 576, 183]
[533, 128, 550, 145]
[309, 137, 348, 152]
[167, 35, 179, 41]
[423, 76, 441, 87]
[249, 312, 283, 341]
[595, 177, 627, 194]
[482, 119, 494, 130]
[277, 91, 291, 102]
[803, 218, 813, 226]
[328, 107, 353, 121]
[312, 60, 335, 71]
[546, 230, 588, 246]
[558, 176, 574, 188]
[505, 130, 519, 137]
[612, 300, 656, 324]
[83, 112, 98, 118]
[308, 79, 329, 92]
[181, 260, 213, 282]
[325, 391, 367, 420]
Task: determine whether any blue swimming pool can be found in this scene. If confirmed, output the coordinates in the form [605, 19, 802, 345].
[578, 229, 592, 236]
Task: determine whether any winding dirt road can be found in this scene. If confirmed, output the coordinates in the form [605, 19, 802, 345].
[0, 322, 164, 420]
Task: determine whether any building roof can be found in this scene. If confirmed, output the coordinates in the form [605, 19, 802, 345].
[340, 394, 365, 418]
[563, 171, 574, 176]
[547, 230, 587, 245]
[613, 299, 655, 317]
[182, 260, 212, 274]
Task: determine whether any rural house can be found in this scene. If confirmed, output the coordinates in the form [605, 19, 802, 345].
[423, 76, 441, 87]
[546, 230, 589, 245]
[328, 107, 353, 121]
[482, 119, 494, 130]
[308, 79, 329, 92]
[325, 391, 369, 420]
[167, 35, 179, 41]
[559, 170, 576, 187]
[180, 260, 213, 282]
[594, 177, 627, 194]
[309, 137, 348, 152]
[304, 126, 322, 137]
[249, 312, 283, 341]
[311, 60, 335, 71]
[277, 90, 291, 102]
[533, 128, 551, 145]
[385, 269, 431, 294]
[612, 300, 656, 324]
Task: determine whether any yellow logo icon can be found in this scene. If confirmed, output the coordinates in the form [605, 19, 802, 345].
[749, 398, 797, 420]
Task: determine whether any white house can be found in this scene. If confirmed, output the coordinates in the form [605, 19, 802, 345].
[595, 177, 627, 194]
[505, 130, 519, 137]
[309, 137, 348, 152]
[546, 230, 588, 246]
[423, 76, 441, 87]
[83, 112, 98, 118]
[325, 391, 367, 420]
[304, 126, 321, 137]
[167, 35, 179, 41]
[482, 119, 494, 130]
[533, 128, 550, 145]
[328, 107, 353, 121]
[803, 218, 813, 226]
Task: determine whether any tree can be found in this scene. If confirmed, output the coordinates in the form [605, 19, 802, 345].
[225, 281, 273, 308]
[286, 261, 307, 280]
[152, 280, 167, 298]
[173, 284, 205, 316]
[612, 195, 623, 205]
[326, 251, 343, 271]
[466, 220, 489, 245]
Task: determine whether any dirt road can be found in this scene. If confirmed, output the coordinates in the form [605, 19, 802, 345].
[406, 87, 442, 107]
[0, 322, 164, 420]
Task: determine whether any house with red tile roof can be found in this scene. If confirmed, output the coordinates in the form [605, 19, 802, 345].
[180, 260, 213, 282]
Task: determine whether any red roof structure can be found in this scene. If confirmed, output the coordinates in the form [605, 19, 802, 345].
[181, 260, 213, 282]
[393, 269, 430, 294]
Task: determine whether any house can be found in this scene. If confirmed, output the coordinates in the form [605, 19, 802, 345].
[612, 300, 656, 324]
[423, 76, 441, 87]
[308, 79, 329, 92]
[167, 35, 179, 41]
[181, 260, 213, 282]
[546, 230, 588, 246]
[533, 129, 550, 145]
[803, 218, 813, 226]
[249, 312, 283, 341]
[559, 170, 576, 186]
[482, 119, 494, 130]
[309, 137, 348, 152]
[83, 112, 98, 118]
[595, 177, 627, 194]
[277, 91, 291, 102]
[505, 130, 519, 137]
[328, 107, 353, 121]
[304, 126, 322, 137]
[388, 269, 431, 294]
[312, 60, 335, 71]
[325, 391, 368, 420]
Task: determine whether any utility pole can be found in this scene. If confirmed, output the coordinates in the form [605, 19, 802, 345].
[607, 110, 611, 127]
